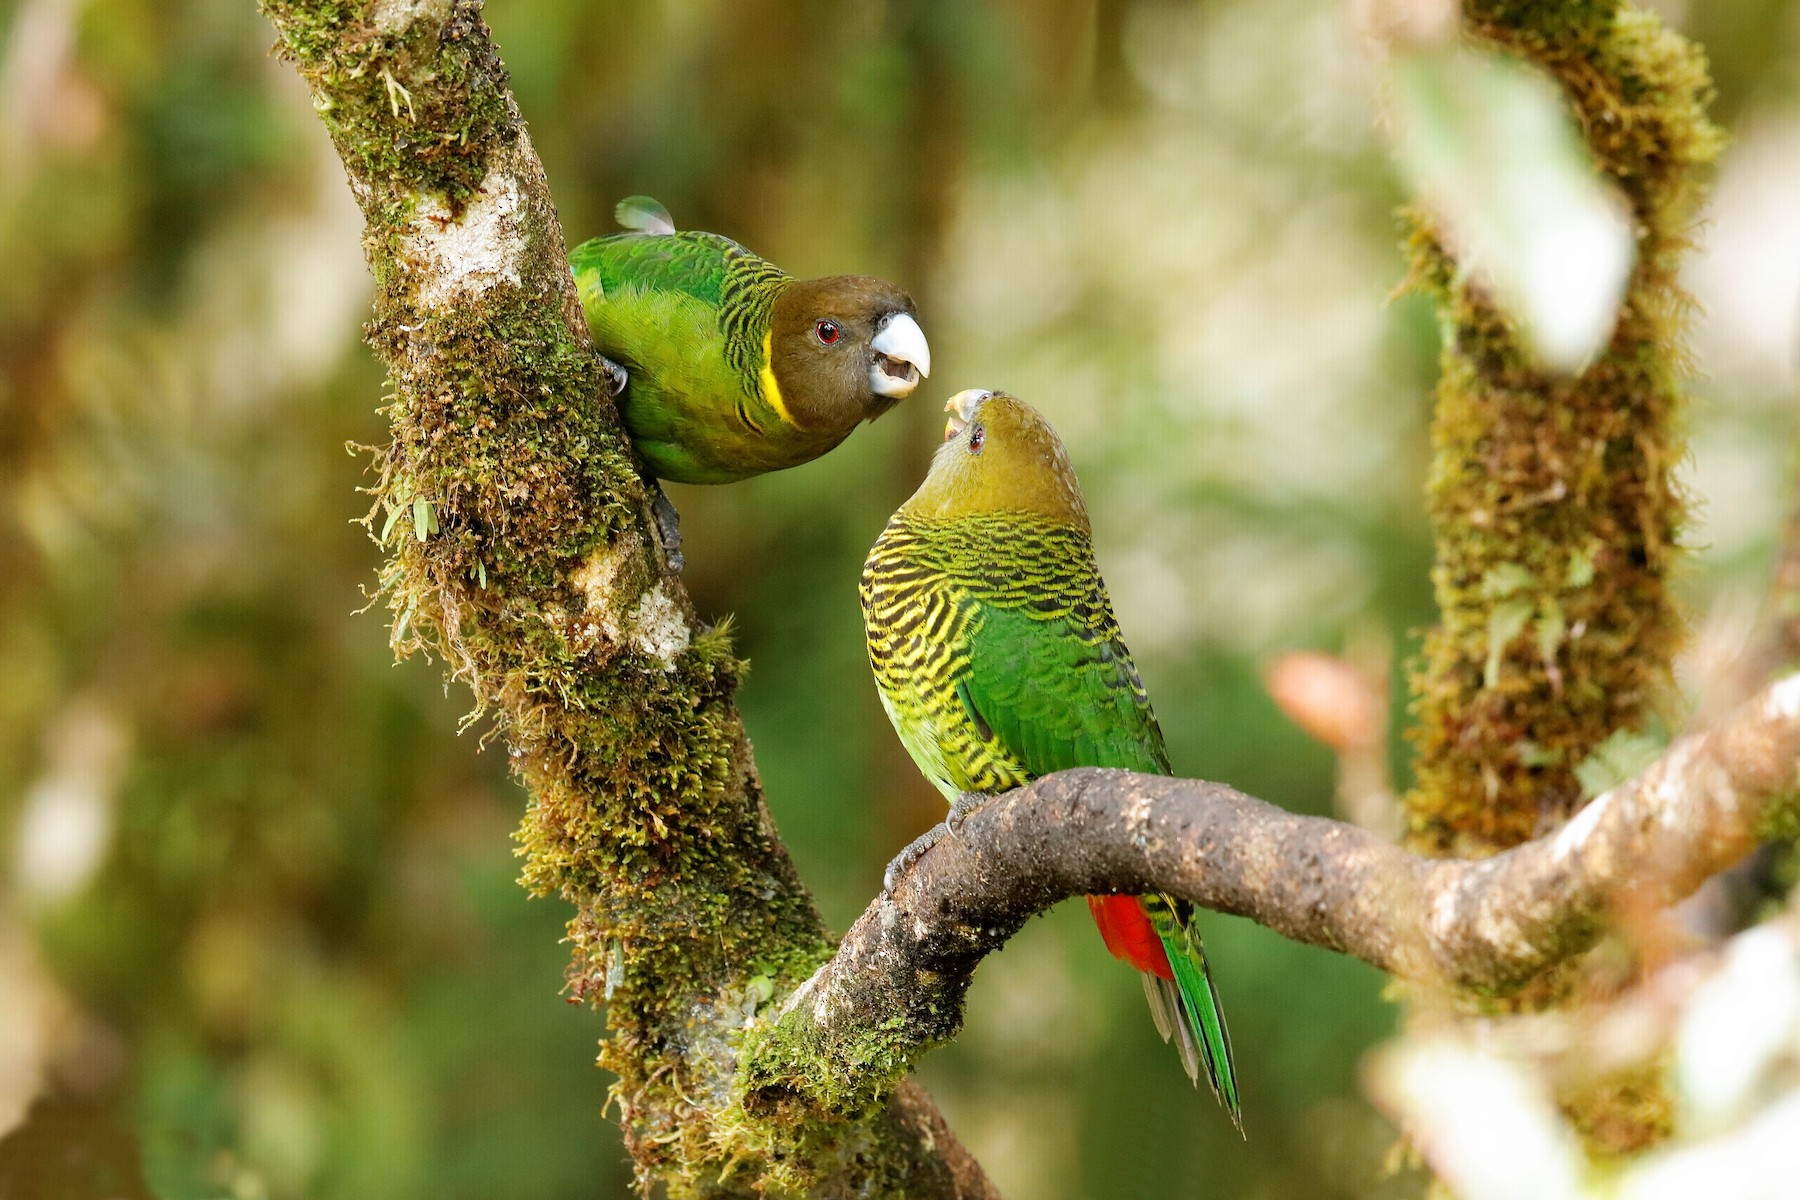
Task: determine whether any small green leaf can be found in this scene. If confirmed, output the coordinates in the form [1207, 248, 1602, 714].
[1566, 545, 1597, 589]
[1482, 562, 1535, 599]
[413, 495, 437, 541]
[476, 560, 487, 589]
[740, 974, 776, 1017]
[1535, 599, 1567, 663]
[1573, 728, 1665, 799]
[379, 504, 402, 546]
[603, 941, 626, 1001]
[1388, 46, 1634, 374]
[1516, 740, 1560, 768]
[1484, 599, 1533, 689]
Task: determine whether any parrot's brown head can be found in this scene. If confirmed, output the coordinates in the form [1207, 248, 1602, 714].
[768, 277, 930, 431]
[900, 390, 1091, 529]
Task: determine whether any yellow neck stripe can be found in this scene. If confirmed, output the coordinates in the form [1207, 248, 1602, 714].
[758, 329, 795, 426]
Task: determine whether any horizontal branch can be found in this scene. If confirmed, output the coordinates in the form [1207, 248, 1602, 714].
[742, 674, 1800, 1113]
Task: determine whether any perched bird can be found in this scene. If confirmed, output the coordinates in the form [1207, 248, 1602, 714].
[569, 196, 931, 486]
[861, 389, 1241, 1127]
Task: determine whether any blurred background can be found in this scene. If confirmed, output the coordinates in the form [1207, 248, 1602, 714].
[0, 0, 1795, 1197]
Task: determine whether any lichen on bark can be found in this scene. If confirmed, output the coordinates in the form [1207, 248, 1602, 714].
[1405, 0, 1723, 858]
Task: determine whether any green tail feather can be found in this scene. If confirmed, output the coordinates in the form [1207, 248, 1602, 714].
[615, 194, 675, 235]
[1158, 910, 1242, 1133]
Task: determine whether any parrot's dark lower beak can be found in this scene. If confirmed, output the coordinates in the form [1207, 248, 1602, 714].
[875, 356, 922, 393]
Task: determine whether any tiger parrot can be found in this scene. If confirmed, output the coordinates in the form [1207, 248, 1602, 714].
[569, 196, 931, 486]
[860, 389, 1242, 1127]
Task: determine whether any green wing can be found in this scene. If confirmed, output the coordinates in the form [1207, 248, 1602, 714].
[568, 228, 741, 312]
[568, 230, 794, 483]
[954, 583, 1241, 1128]
[956, 600, 1171, 783]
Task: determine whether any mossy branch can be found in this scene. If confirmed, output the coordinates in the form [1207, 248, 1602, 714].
[257, 1, 996, 1195]
[1406, 1, 1722, 856]
[744, 675, 1800, 1113]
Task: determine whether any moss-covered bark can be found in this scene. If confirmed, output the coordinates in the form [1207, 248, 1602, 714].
[1400, 0, 1723, 1168]
[1405, 1, 1722, 857]
[257, 2, 989, 1195]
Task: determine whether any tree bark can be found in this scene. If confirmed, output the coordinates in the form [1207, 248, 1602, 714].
[256, 1, 993, 1194]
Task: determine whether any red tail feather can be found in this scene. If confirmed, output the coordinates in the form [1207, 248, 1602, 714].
[1086, 894, 1173, 980]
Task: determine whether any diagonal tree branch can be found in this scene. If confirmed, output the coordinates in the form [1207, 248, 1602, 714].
[743, 674, 1800, 1113]
[257, 1, 995, 1194]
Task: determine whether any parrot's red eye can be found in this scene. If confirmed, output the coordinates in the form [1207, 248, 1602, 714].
[967, 424, 985, 454]
[815, 320, 842, 345]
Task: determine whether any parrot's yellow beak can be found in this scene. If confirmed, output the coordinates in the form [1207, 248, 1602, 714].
[943, 389, 992, 441]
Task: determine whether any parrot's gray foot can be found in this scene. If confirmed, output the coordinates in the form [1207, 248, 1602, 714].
[882, 823, 949, 894]
[946, 791, 991, 836]
[882, 794, 993, 893]
[651, 483, 684, 573]
[601, 357, 629, 399]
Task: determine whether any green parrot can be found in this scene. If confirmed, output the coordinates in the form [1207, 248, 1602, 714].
[860, 389, 1242, 1128]
[569, 197, 931, 486]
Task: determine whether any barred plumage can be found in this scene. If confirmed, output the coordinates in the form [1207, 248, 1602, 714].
[862, 511, 1155, 799]
[716, 241, 788, 392]
[863, 391, 1241, 1129]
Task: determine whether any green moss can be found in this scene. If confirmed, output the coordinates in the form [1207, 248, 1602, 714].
[259, 5, 967, 1191]
[1559, 1058, 1675, 1160]
[1404, 1, 1722, 857]
[261, 0, 511, 215]
[739, 1004, 938, 1121]
[1754, 796, 1800, 846]
[1397, 4, 1721, 1177]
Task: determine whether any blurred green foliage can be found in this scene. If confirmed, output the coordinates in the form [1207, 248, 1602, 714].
[0, 1, 1795, 1197]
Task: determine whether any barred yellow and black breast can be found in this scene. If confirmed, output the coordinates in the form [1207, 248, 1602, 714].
[862, 516, 998, 798]
[860, 511, 1146, 799]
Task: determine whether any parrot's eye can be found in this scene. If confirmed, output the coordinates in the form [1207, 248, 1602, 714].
[967, 424, 985, 454]
[815, 320, 842, 345]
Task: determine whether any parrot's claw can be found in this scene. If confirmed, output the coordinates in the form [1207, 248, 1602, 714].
[882, 824, 949, 894]
[946, 791, 990, 836]
[651, 483, 685, 573]
[882, 794, 993, 894]
[601, 357, 629, 399]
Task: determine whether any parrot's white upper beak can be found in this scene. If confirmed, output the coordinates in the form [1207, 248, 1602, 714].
[869, 312, 931, 399]
[943, 389, 991, 441]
